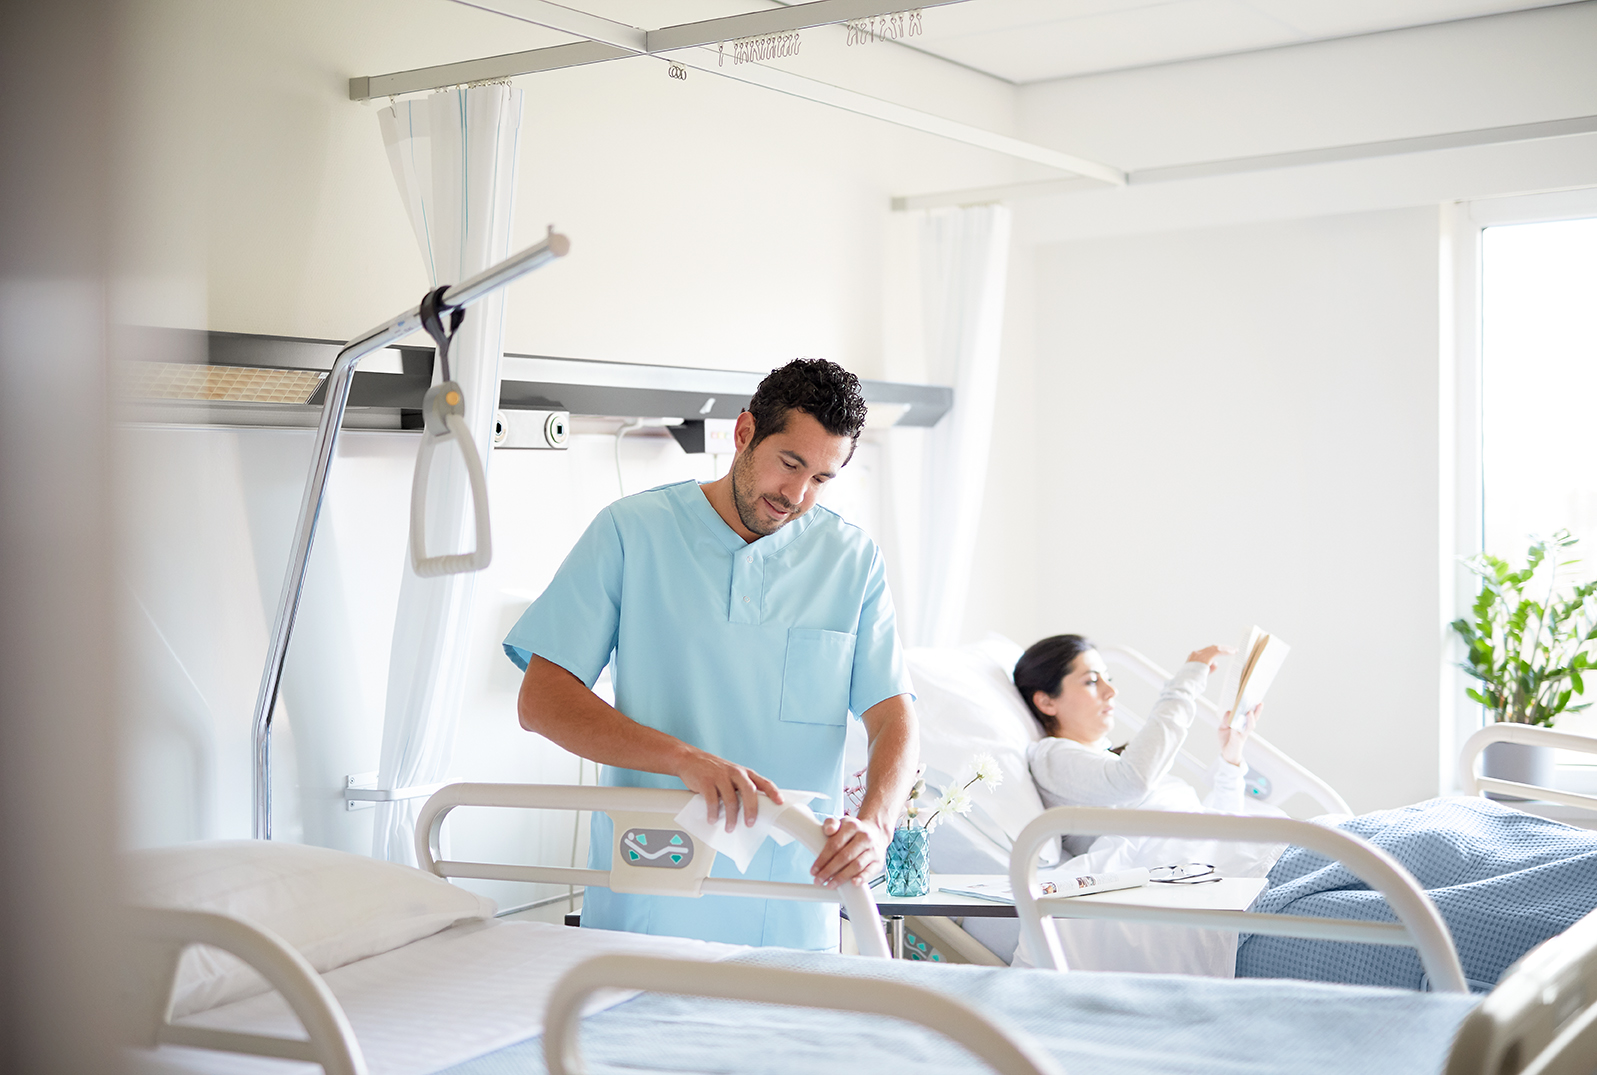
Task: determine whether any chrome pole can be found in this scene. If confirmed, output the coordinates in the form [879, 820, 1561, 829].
[252, 231, 570, 839]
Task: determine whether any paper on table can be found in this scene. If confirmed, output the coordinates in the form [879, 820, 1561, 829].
[940, 867, 1150, 904]
[672, 790, 824, 873]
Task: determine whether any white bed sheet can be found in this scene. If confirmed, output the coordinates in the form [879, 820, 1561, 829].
[128, 918, 743, 1075]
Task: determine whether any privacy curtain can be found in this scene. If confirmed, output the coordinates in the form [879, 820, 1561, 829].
[912, 204, 1012, 649]
[372, 86, 523, 865]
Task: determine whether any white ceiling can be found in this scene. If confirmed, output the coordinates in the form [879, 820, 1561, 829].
[905, 0, 1577, 82]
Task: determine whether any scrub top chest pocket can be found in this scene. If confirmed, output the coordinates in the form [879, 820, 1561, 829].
[779, 628, 855, 726]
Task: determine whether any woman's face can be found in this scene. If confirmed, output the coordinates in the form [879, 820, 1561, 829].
[1032, 649, 1117, 744]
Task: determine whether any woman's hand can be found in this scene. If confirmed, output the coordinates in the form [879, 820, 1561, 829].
[1217, 704, 1261, 767]
[1186, 644, 1236, 672]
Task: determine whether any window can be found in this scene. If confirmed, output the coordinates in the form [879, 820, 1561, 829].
[1478, 210, 1597, 757]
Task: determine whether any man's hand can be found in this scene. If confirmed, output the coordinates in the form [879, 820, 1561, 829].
[673, 745, 783, 832]
[810, 815, 889, 888]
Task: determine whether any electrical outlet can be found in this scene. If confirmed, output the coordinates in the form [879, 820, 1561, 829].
[494, 408, 571, 450]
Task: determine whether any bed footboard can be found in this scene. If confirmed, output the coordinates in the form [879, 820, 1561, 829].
[1459, 723, 1597, 813]
[1009, 808, 1469, 993]
[543, 953, 1064, 1075]
[126, 906, 367, 1075]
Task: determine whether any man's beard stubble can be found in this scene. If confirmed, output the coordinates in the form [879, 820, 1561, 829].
[730, 450, 798, 538]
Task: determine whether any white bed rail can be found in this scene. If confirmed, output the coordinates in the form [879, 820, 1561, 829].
[414, 782, 893, 959]
[543, 954, 1065, 1075]
[127, 906, 367, 1075]
[1459, 723, 1597, 813]
[1009, 807, 1469, 993]
[1446, 905, 1597, 1075]
[1099, 646, 1352, 817]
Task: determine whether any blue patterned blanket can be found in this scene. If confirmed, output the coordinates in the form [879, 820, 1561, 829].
[1236, 797, 1597, 990]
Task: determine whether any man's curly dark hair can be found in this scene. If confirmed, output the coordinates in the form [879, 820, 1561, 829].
[746, 359, 868, 456]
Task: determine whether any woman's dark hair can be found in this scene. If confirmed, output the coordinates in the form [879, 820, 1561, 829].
[746, 359, 868, 454]
[1014, 634, 1095, 734]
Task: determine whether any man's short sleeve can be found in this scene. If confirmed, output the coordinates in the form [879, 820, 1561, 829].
[502, 509, 623, 687]
[849, 547, 914, 719]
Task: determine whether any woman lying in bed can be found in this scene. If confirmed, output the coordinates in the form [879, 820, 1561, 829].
[1013, 633, 1597, 991]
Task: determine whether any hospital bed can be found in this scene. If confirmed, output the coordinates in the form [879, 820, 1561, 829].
[126, 780, 1597, 1075]
[905, 638, 1597, 970]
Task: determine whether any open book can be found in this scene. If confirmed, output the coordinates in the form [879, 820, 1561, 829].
[1213, 625, 1290, 730]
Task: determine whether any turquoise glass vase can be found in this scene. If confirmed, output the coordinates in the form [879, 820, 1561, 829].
[886, 826, 930, 897]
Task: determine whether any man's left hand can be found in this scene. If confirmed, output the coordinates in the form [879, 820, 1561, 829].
[810, 815, 889, 888]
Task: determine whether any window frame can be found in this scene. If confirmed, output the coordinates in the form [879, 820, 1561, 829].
[1440, 187, 1597, 794]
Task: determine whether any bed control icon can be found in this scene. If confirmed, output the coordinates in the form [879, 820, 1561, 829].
[619, 828, 696, 869]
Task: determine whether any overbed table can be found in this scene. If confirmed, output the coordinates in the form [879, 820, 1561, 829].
[864, 872, 1270, 960]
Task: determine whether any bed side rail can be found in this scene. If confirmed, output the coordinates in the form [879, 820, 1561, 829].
[125, 906, 367, 1075]
[543, 954, 1064, 1075]
[1459, 724, 1597, 813]
[1098, 646, 1352, 817]
[1009, 807, 1469, 993]
[413, 782, 892, 959]
[1446, 906, 1597, 1075]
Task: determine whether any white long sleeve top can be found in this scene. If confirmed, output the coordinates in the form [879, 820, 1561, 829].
[1027, 661, 1248, 855]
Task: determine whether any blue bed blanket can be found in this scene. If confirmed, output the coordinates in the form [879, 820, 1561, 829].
[442, 948, 1476, 1075]
[1237, 796, 1597, 991]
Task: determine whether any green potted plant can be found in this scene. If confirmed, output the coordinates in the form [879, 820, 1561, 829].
[1451, 530, 1597, 791]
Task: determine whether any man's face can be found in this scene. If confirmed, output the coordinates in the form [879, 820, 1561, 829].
[729, 409, 853, 537]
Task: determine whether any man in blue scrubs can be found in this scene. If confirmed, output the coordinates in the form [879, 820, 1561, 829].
[503, 359, 918, 950]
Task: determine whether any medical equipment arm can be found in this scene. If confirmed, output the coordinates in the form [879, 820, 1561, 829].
[543, 954, 1065, 1075]
[251, 230, 569, 839]
[1009, 807, 1469, 993]
[413, 782, 893, 958]
[127, 906, 367, 1075]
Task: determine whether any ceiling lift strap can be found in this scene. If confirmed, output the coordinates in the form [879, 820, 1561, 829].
[410, 286, 492, 578]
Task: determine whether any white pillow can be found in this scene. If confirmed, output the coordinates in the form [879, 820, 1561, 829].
[126, 839, 497, 1017]
[906, 636, 1047, 843]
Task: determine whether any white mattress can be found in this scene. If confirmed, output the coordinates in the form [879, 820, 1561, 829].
[128, 918, 743, 1075]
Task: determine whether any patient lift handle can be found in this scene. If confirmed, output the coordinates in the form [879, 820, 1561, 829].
[409, 286, 491, 578]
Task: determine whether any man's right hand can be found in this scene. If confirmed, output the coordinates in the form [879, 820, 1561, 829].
[673, 746, 784, 832]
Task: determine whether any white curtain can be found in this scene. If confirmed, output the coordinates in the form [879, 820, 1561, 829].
[372, 86, 523, 864]
[912, 204, 1012, 649]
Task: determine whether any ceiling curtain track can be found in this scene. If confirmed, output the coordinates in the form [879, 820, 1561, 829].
[912, 204, 1011, 649]
[373, 85, 524, 866]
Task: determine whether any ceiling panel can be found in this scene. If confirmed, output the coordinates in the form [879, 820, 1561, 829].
[906, 0, 1574, 82]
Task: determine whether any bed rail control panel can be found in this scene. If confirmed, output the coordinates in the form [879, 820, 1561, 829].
[606, 811, 718, 895]
[494, 408, 571, 449]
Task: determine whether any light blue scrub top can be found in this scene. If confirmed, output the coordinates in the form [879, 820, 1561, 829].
[503, 479, 912, 950]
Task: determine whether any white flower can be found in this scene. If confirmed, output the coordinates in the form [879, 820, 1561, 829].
[971, 753, 1003, 789]
[938, 785, 973, 818]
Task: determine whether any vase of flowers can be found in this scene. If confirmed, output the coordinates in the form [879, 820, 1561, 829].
[1451, 531, 1597, 794]
[886, 754, 1002, 897]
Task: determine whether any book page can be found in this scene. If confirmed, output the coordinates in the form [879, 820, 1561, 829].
[1231, 632, 1290, 729]
[1213, 625, 1264, 726]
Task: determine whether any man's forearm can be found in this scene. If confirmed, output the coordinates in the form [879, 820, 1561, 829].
[855, 694, 919, 833]
[518, 654, 694, 776]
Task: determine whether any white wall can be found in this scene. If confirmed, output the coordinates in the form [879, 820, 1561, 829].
[975, 209, 1449, 814]
[115, 2, 972, 909]
[120, 0, 1597, 857]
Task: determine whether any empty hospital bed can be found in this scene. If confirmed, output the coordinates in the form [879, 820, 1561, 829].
[125, 780, 1597, 1075]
